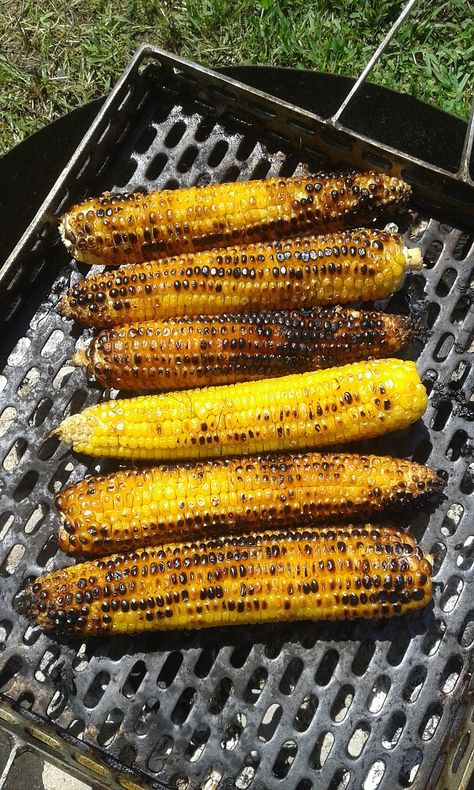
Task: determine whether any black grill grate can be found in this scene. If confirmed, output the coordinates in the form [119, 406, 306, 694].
[0, 48, 473, 790]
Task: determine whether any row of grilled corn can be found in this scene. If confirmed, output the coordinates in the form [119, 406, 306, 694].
[21, 171, 437, 636]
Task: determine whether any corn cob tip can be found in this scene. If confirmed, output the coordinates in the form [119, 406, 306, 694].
[70, 348, 90, 368]
[59, 294, 75, 319]
[403, 246, 423, 272]
[391, 313, 428, 347]
[59, 214, 75, 254]
[52, 413, 95, 449]
[16, 587, 41, 624]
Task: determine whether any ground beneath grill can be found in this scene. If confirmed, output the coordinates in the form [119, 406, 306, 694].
[0, 726, 91, 790]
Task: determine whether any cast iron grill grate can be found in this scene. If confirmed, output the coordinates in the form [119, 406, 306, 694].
[0, 45, 473, 790]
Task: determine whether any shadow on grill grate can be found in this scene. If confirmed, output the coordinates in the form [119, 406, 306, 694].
[0, 49, 473, 790]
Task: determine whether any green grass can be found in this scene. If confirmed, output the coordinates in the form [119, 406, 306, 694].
[0, 0, 472, 154]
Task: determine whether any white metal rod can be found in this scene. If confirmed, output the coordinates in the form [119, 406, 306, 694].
[331, 0, 421, 125]
[458, 100, 474, 181]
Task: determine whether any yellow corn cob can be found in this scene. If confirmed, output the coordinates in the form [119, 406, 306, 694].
[56, 453, 443, 556]
[53, 358, 427, 461]
[60, 229, 423, 328]
[20, 525, 433, 636]
[71, 307, 424, 392]
[59, 171, 411, 265]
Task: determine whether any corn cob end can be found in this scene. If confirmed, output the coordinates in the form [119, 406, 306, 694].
[60, 293, 74, 319]
[403, 246, 424, 272]
[59, 214, 73, 252]
[59, 211, 103, 265]
[70, 348, 90, 367]
[384, 313, 428, 348]
[52, 413, 96, 453]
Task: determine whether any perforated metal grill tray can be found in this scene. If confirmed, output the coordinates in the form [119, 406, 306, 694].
[0, 46, 473, 790]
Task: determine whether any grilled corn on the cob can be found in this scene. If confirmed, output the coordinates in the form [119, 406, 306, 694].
[20, 525, 433, 635]
[56, 453, 443, 556]
[71, 307, 424, 392]
[53, 358, 427, 461]
[60, 229, 423, 328]
[60, 172, 411, 265]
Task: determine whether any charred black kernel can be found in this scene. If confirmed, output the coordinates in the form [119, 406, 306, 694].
[121, 600, 129, 612]
[393, 574, 405, 590]
[388, 591, 399, 603]
[412, 588, 425, 601]
[400, 591, 411, 604]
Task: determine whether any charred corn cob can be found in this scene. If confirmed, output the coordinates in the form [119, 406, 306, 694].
[56, 453, 443, 556]
[60, 172, 411, 265]
[20, 525, 433, 635]
[60, 229, 423, 328]
[53, 358, 427, 461]
[71, 307, 424, 392]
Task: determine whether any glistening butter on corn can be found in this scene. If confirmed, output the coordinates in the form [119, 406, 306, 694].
[19, 525, 433, 636]
[53, 358, 428, 461]
[59, 171, 411, 265]
[71, 307, 425, 392]
[60, 228, 423, 328]
[56, 453, 443, 556]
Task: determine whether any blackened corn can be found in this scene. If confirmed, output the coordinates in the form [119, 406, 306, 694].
[20, 525, 433, 635]
[60, 229, 423, 328]
[59, 171, 411, 265]
[56, 453, 443, 556]
[53, 358, 428, 461]
[71, 307, 424, 392]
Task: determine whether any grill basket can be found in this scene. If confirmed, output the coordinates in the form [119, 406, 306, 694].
[0, 44, 473, 790]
